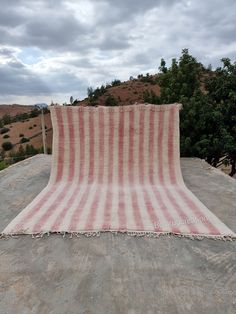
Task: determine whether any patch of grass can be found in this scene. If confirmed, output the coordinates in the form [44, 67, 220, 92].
[0, 160, 8, 171]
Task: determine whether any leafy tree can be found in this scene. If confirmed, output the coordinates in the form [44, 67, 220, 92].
[2, 142, 13, 151]
[157, 49, 203, 103]
[105, 95, 118, 106]
[143, 90, 161, 104]
[205, 58, 236, 176]
[111, 79, 121, 86]
[155, 49, 236, 176]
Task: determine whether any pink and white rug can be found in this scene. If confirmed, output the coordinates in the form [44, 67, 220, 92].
[2, 104, 235, 239]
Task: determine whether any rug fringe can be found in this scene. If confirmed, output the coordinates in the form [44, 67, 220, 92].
[0, 231, 235, 241]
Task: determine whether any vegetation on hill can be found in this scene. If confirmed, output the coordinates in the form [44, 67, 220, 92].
[0, 107, 49, 128]
[145, 49, 236, 177]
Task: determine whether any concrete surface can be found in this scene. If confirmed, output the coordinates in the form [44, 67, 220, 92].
[0, 155, 236, 314]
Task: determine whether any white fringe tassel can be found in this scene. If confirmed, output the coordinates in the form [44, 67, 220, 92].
[0, 231, 235, 241]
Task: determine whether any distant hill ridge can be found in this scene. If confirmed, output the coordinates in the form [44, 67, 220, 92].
[0, 104, 34, 119]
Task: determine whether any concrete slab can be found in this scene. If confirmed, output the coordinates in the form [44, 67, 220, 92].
[0, 155, 236, 314]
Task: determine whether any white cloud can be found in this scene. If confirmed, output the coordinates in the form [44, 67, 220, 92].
[0, 0, 236, 104]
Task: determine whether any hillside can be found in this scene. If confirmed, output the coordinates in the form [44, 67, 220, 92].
[0, 104, 34, 119]
[0, 112, 52, 153]
[0, 75, 160, 154]
[77, 76, 160, 107]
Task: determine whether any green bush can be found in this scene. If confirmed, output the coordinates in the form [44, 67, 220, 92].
[2, 141, 13, 151]
[3, 134, 10, 139]
[0, 160, 8, 171]
[0, 127, 10, 134]
[105, 95, 118, 106]
[19, 133, 24, 137]
[20, 137, 30, 143]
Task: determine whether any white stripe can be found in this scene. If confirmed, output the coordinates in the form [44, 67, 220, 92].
[162, 109, 170, 185]
[110, 110, 120, 229]
[123, 110, 136, 229]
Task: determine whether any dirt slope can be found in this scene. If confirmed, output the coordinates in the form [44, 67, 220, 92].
[0, 104, 34, 119]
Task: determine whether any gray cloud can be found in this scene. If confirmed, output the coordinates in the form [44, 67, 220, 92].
[0, 0, 236, 103]
[0, 63, 50, 96]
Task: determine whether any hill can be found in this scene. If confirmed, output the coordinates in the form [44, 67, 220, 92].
[0, 75, 160, 155]
[0, 104, 34, 119]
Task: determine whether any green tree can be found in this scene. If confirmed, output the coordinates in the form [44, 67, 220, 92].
[105, 95, 118, 106]
[205, 58, 236, 176]
[155, 49, 236, 176]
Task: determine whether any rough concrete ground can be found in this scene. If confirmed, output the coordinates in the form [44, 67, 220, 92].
[0, 155, 236, 314]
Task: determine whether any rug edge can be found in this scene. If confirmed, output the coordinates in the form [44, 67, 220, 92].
[1, 230, 236, 241]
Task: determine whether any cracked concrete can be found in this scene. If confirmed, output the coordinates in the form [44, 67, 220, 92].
[0, 155, 236, 314]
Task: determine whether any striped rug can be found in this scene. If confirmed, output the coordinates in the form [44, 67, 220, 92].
[2, 104, 235, 240]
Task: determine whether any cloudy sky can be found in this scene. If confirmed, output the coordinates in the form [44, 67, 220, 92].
[0, 0, 236, 105]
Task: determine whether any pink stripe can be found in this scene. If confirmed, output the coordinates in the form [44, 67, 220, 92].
[67, 110, 91, 232]
[129, 110, 144, 230]
[146, 111, 162, 231]
[166, 106, 218, 234]
[117, 111, 126, 230]
[85, 108, 104, 230]
[102, 111, 114, 229]
[168, 108, 176, 185]
[158, 110, 164, 184]
[139, 109, 161, 231]
[151, 188, 181, 233]
[164, 188, 199, 234]
[11, 108, 64, 232]
[68, 108, 75, 181]
[88, 111, 94, 184]
[149, 110, 155, 185]
[55, 108, 65, 183]
[42, 109, 75, 231]
[176, 188, 221, 235]
[32, 109, 75, 232]
[139, 109, 145, 184]
[69, 109, 95, 231]
[51, 109, 84, 230]
[155, 107, 199, 233]
[143, 188, 163, 232]
[150, 111, 181, 233]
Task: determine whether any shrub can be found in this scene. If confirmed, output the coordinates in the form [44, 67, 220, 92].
[111, 79, 121, 87]
[33, 124, 37, 127]
[2, 141, 13, 151]
[29, 126, 33, 130]
[19, 133, 24, 137]
[105, 95, 118, 106]
[20, 137, 30, 143]
[0, 127, 10, 134]
[3, 134, 10, 139]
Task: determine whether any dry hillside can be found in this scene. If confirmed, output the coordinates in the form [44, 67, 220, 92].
[1, 76, 160, 152]
[0, 104, 34, 119]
